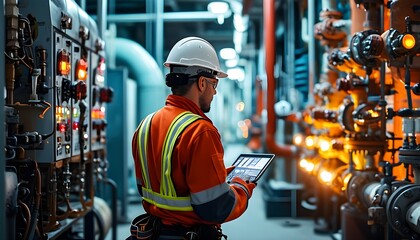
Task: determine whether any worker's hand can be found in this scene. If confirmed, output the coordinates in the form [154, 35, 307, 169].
[231, 176, 256, 199]
[226, 166, 235, 175]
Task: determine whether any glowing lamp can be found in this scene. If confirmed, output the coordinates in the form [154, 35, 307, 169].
[305, 162, 315, 172]
[95, 58, 106, 85]
[319, 170, 333, 183]
[73, 121, 79, 131]
[76, 59, 88, 80]
[293, 134, 304, 146]
[58, 123, 66, 133]
[319, 139, 331, 152]
[305, 136, 315, 148]
[58, 49, 71, 75]
[402, 34, 415, 50]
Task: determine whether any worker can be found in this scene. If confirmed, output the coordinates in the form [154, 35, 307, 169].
[130, 37, 256, 240]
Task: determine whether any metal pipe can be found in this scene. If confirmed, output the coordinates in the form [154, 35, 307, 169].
[145, 0, 153, 57]
[0, 21, 5, 240]
[155, 0, 164, 68]
[97, 0, 107, 38]
[105, 11, 230, 23]
[264, 0, 295, 158]
[114, 38, 166, 122]
[307, 0, 315, 104]
[287, 0, 295, 98]
[103, 178, 118, 240]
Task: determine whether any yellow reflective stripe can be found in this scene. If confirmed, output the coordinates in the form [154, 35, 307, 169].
[161, 112, 202, 197]
[137, 113, 155, 189]
[160, 112, 189, 195]
[137, 111, 201, 211]
[142, 187, 193, 211]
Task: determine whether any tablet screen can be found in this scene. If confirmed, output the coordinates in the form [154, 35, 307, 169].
[226, 153, 275, 183]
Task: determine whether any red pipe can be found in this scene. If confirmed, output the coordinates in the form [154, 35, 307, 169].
[264, 0, 295, 157]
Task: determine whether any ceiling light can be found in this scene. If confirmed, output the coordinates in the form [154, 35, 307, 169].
[208, 1, 230, 24]
[225, 59, 238, 68]
[227, 67, 245, 81]
[234, 14, 249, 32]
[220, 48, 237, 60]
[207, 2, 229, 15]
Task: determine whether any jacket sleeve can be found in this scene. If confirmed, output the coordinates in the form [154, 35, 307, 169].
[186, 129, 252, 224]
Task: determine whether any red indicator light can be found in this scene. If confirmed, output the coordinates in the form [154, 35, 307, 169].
[59, 123, 66, 133]
[100, 87, 114, 103]
[73, 121, 79, 130]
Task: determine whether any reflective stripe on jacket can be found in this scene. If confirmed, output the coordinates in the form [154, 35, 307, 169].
[136, 111, 202, 211]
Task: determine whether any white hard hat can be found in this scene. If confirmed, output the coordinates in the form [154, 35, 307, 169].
[164, 37, 228, 78]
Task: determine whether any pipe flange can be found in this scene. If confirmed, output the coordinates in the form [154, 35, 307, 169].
[399, 149, 420, 166]
[386, 184, 420, 238]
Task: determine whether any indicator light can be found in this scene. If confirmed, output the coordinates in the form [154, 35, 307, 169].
[58, 49, 71, 75]
[95, 58, 106, 85]
[58, 123, 67, 133]
[73, 121, 79, 131]
[76, 58, 88, 80]
[402, 34, 415, 50]
[99, 87, 114, 103]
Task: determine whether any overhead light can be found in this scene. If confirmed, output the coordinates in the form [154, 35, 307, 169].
[207, 1, 229, 15]
[219, 48, 237, 60]
[225, 59, 238, 68]
[227, 67, 245, 81]
[234, 14, 249, 32]
[208, 1, 230, 24]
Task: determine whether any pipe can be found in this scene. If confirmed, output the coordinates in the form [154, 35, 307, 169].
[102, 179, 117, 240]
[97, 0, 107, 38]
[113, 38, 166, 122]
[307, 0, 315, 104]
[105, 11, 231, 23]
[264, 0, 295, 158]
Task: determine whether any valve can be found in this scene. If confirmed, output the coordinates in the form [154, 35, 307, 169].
[349, 30, 383, 68]
[413, 83, 420, 96]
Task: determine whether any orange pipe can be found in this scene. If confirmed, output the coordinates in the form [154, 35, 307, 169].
[255, 76, 263, 115]
[264, 0, 295, 158]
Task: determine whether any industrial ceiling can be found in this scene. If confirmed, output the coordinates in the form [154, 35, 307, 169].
[84, 0, 264, 68]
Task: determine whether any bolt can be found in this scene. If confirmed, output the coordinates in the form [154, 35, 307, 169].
[393, 206, 401, 214]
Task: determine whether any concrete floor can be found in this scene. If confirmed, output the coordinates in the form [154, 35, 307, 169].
[105, 143, 333, 240]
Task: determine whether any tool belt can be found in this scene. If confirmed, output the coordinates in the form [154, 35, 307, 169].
[129, 213, 227, 240]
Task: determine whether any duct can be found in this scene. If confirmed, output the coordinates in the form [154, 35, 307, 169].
[264, 0, 296, 158]
[113, 38, 167, 122]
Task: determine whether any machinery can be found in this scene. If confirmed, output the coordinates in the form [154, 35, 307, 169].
[3, 0, 114, 239]
[293, 0, 420, 239]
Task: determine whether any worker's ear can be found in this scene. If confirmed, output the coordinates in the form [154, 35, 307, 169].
[197, 76, 206, 92]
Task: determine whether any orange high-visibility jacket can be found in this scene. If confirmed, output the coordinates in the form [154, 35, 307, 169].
[132, 95, 251, 226]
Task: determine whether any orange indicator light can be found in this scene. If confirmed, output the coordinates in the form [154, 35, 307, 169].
[58, 49, 71, 75]
[76, 58, 88, 80]
[402, 34, 416, 50]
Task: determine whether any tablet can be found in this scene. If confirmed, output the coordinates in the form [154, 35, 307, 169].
[226, 153, 275, 183]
